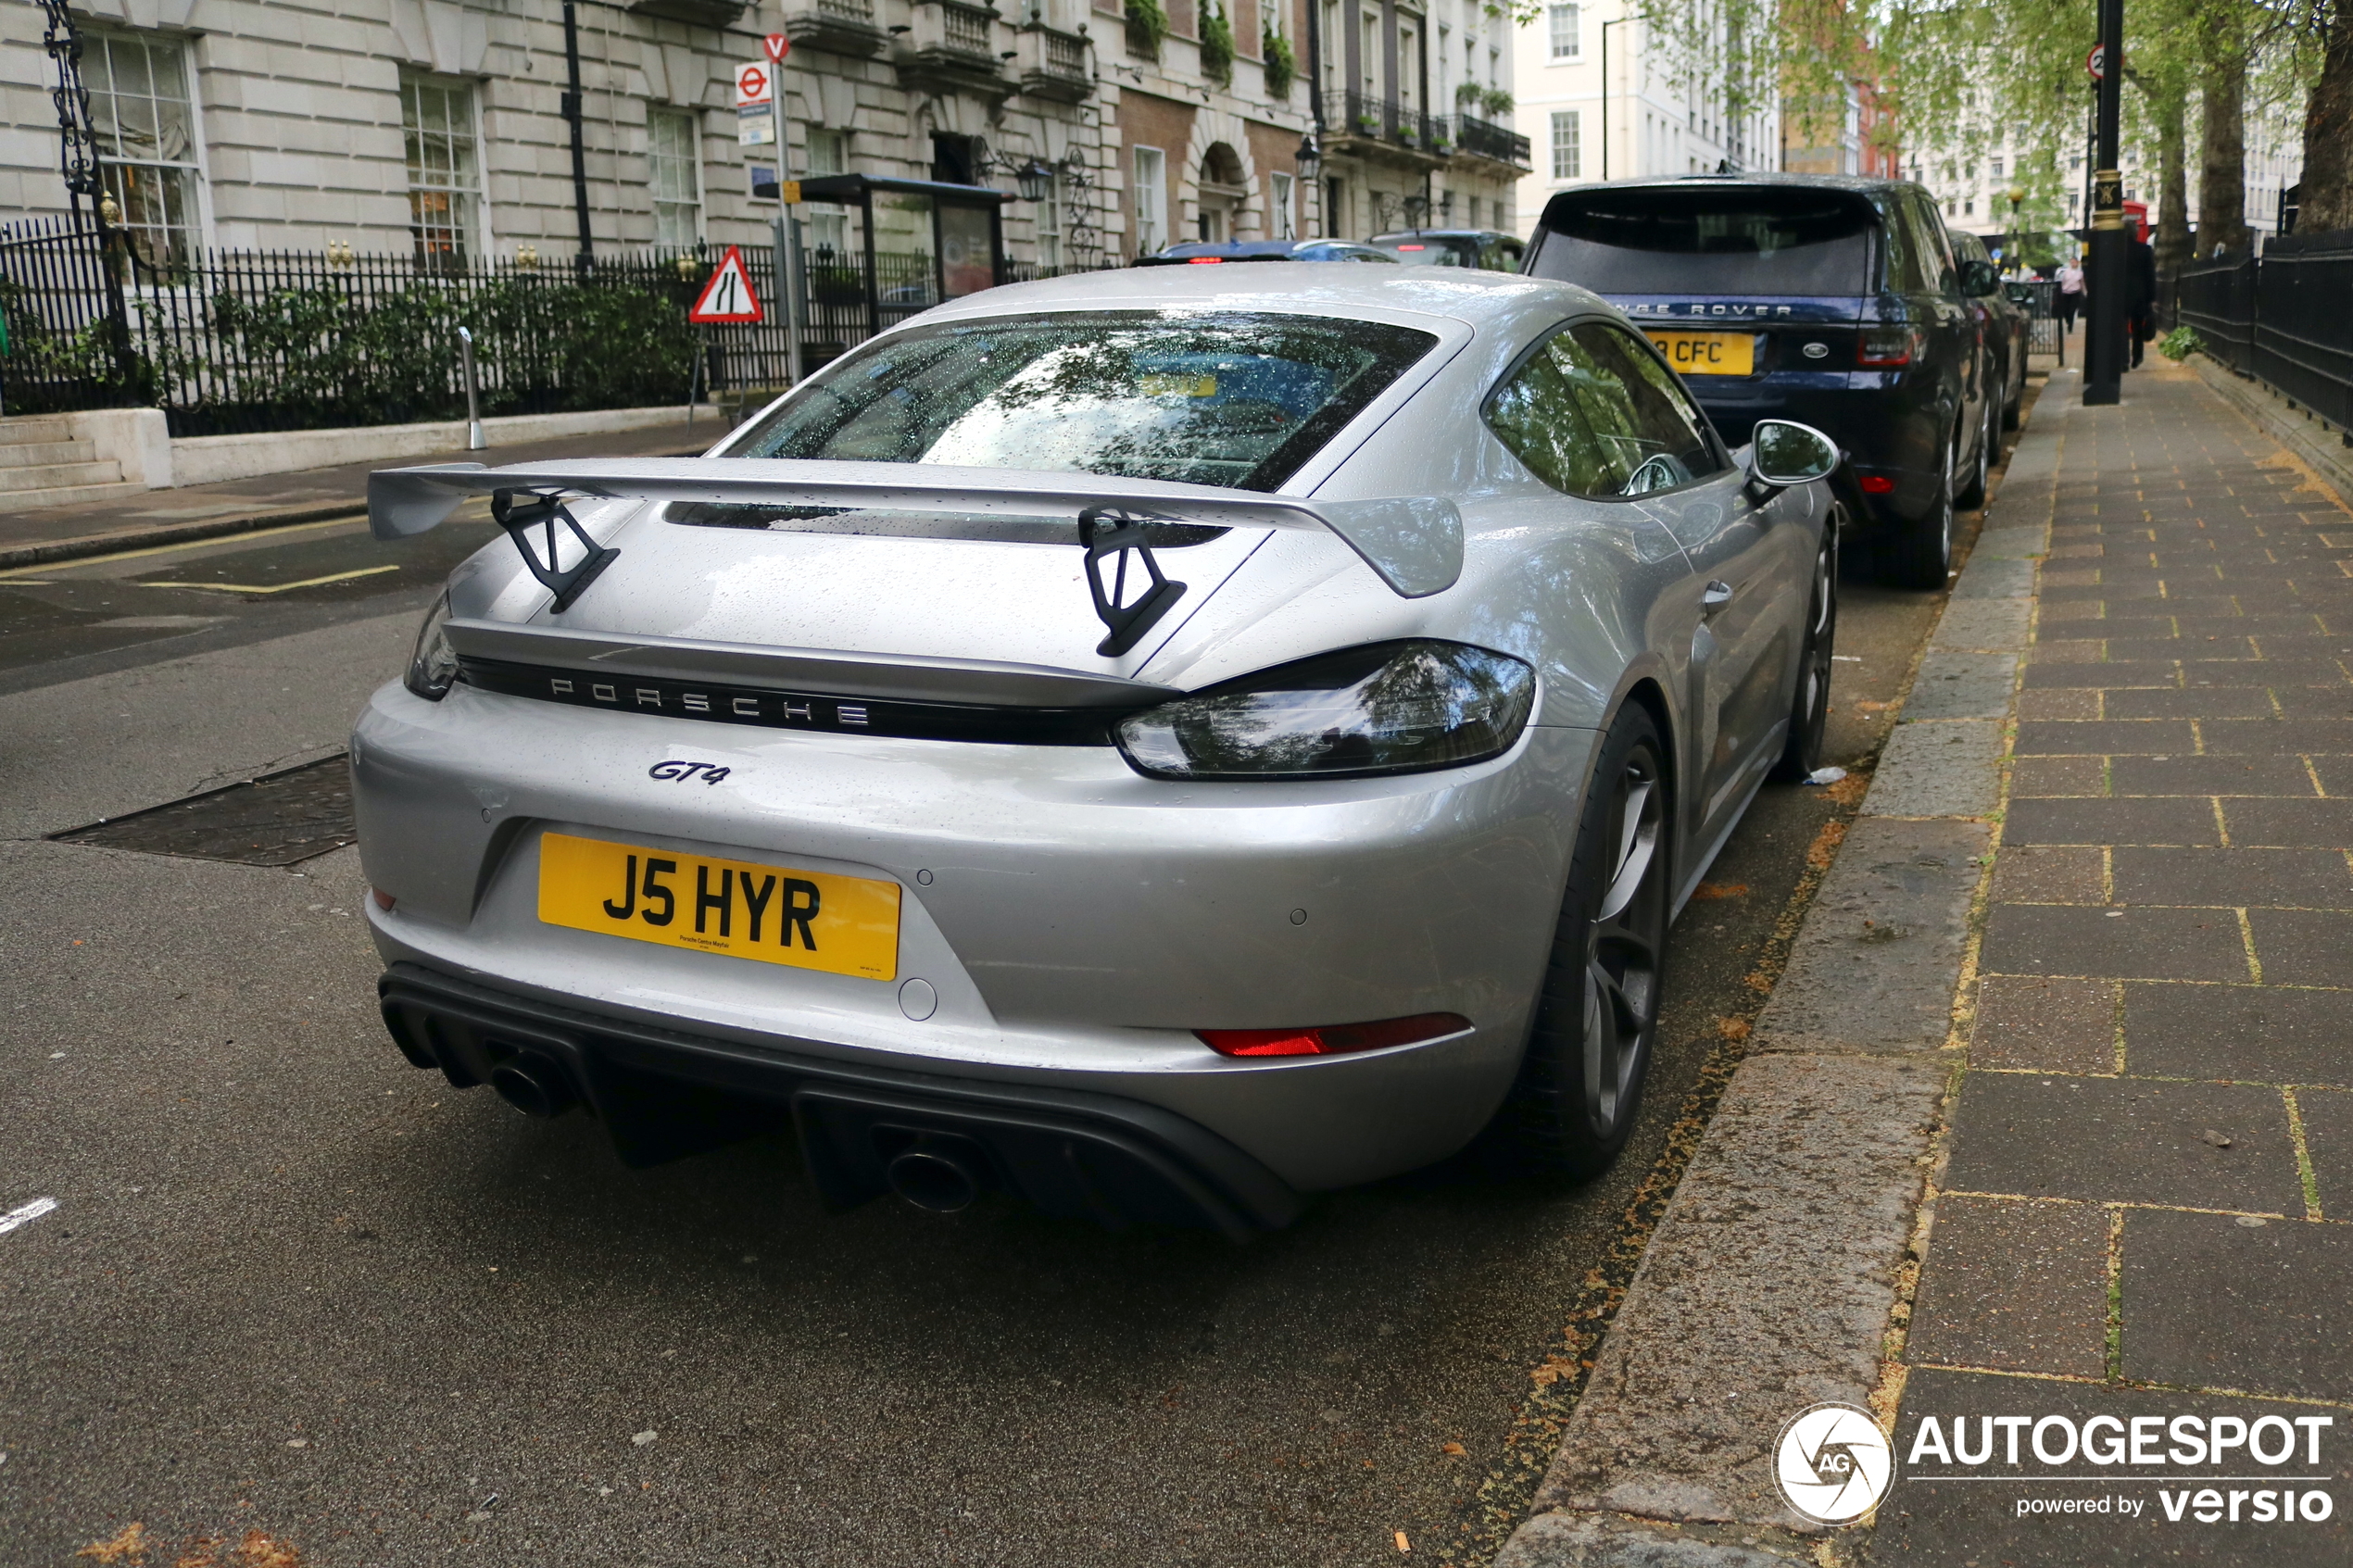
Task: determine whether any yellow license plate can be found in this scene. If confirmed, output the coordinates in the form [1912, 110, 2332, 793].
[538, 831, 900, 981]
[1644, 331, 1756, 377]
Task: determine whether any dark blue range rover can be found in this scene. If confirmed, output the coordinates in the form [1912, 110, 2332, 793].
[1523, 174, 2004, 588]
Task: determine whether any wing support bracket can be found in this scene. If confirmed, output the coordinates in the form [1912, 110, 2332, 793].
[491, 488, 620, 612]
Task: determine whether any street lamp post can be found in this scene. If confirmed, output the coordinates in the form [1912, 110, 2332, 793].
[2084, 0, 2126, 405]
[2007, 185, 2026, 269]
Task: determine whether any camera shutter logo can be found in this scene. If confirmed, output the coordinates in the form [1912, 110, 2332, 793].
[1775, 1402, 1895, 1524]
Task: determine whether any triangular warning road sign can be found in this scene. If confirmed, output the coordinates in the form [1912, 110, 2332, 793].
[688, 246, 763, 323]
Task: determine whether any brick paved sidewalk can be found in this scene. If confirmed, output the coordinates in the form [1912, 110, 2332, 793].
[1874, 360, 2353, 1563]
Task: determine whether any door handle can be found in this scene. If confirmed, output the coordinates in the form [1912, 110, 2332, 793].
[1701, 581, 1734, 613]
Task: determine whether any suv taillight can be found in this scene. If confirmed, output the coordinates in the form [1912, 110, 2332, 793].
[1858, 327, 1923, 368]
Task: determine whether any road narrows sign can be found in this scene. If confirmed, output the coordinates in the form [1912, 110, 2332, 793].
[689, 246, 763, 323]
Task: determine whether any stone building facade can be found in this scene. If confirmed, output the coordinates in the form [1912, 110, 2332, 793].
[2, 0, 1522, 269]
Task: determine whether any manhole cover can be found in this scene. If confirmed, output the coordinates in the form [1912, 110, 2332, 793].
[52, 755, 355, 866]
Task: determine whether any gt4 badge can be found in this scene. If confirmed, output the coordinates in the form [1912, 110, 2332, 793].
[649, 759, 731, 785]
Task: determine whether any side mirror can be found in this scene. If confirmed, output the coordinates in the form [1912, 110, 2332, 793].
[1748, 420, 1841, 488]
[1960, 258, 2001, 296]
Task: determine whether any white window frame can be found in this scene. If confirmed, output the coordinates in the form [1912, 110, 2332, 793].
[1131, 144, 1165, 257]
[648, 107, 703, 247]
[83, 30, 209, 267]
[1548, 2, 1579, 59]
[401, 70, 486, 262]
[1551, 109, 1580, 181]
[1036, 169, 1063, 270]
[1270, 169, 1296, 239]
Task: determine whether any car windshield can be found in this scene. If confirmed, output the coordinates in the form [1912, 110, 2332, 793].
[729, 309, 1439, 490]
[1531, 187, 1876, 295]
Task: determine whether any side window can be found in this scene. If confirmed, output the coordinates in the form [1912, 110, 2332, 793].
[1913, 195, 1960, 295]
[1488, 321, 1722, 498]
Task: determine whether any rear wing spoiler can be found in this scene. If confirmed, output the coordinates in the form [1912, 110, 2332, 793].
[367, 458, 1464, 601]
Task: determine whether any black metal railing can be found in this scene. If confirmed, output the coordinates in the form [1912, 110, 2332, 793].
[2005, 277, 2064, 358]
[1448, 113, 1531, 169]
[0, 212, 146, 416]
[2174, 250, 2264, 375]
[1322, 92, 1443, 157]
[0, 232, 1113, 435]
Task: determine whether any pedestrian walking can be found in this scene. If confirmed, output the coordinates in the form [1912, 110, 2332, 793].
[2126, 234, 2158, 369]
[2055, 257, 2083, 334]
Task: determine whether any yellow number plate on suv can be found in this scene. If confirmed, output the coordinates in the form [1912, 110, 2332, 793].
[1643, 331, 1756, 377]
[538, 831, 900, 980]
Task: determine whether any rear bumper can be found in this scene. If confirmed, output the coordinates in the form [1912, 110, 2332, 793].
[1693, 375, 1949, 525]
[380, 961, 1304, 1238]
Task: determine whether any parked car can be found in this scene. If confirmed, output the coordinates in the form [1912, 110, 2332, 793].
[1953, 233, 2031, 433]
[1523, 174, 1998, 588]
[1365, 229, 1527, 270]
[359, 267, 1845, 1236]
[1138, 239, 1399, 265]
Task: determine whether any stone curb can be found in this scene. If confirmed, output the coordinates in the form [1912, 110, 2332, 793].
[0, 500, 371, 572]
[2183, 350, 2353, 510]
[1492, 374, 2072, 1566]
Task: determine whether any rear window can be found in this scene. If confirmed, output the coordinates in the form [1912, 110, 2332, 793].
[1369, 237, 1478, 267]
[1530, 186, 1878, 295]
[729, 309, 1438, 492]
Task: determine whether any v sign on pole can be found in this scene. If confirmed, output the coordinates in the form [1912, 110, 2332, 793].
[689, 246, 763, 323]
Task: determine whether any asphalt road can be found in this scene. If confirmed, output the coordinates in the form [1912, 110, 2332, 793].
[0, 434, 2006, 1567]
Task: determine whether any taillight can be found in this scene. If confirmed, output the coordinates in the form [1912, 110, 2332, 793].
[1196, 1012, 1471, 1058]
[1859, 475, 1896, 494]
[1187, 256, 1225, 264]
[1857, 327, 1922, 368]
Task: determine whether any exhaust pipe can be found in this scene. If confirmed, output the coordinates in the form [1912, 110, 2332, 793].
[884, 1136, 985, 1214]
[489, 1053, 578, 1119]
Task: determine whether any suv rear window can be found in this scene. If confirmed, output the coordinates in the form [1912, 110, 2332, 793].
[1530, 186, 1878, 295]
[729, 309, 1438, 491]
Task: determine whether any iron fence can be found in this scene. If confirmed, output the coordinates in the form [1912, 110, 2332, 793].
[0, 229, 1112, 436]
[2174, 250, 2260, 375]
[0, 212, 145, 416]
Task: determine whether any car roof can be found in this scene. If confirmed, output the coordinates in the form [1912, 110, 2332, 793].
[1546, 172, 1920, 196]
[906, 263, 1608, 332]
[1152, 239, 1369, 257]
[1366, 229, 1516, 242]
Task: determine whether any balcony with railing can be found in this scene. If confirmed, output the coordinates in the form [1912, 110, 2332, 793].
[895, 1, 1015, 99]
[1015, 21, 1092, 101]
[1447, 112, 1531, 171]
[1320, 91, 1445, 166]
[781, 0, 889, 56]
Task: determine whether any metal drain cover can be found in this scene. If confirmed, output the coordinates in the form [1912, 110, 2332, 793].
[53, 755, 355, 866]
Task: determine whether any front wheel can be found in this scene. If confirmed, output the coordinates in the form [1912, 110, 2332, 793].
[1483, 706, 1672, 1179]
[1770, 526, 1839, 782]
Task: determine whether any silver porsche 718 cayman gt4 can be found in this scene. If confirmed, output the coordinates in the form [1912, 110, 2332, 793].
[357, 267, 1845, 1236]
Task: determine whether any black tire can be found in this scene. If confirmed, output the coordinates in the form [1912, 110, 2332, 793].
[2002, 356, 2024, 430]
[1957, 396, 1992, 508]
[1484, 706, 1672, 1179]
[1769, 525, 1839, 783]
[1879, 423, 1957, 590]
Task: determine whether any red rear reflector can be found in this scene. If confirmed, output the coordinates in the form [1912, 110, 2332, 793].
[1859, 475, 1896, 494]
[1196, 1012, 1471, 1058]
[1187, 257, 1225, 264]
[371, 887, 396, 911]
[1397, 244, 1427, 251]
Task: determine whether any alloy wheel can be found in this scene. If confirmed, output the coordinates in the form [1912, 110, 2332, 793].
[1582, 747, 1667, 1135]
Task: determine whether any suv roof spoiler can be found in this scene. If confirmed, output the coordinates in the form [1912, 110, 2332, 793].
[367, 458, 1464, 599]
